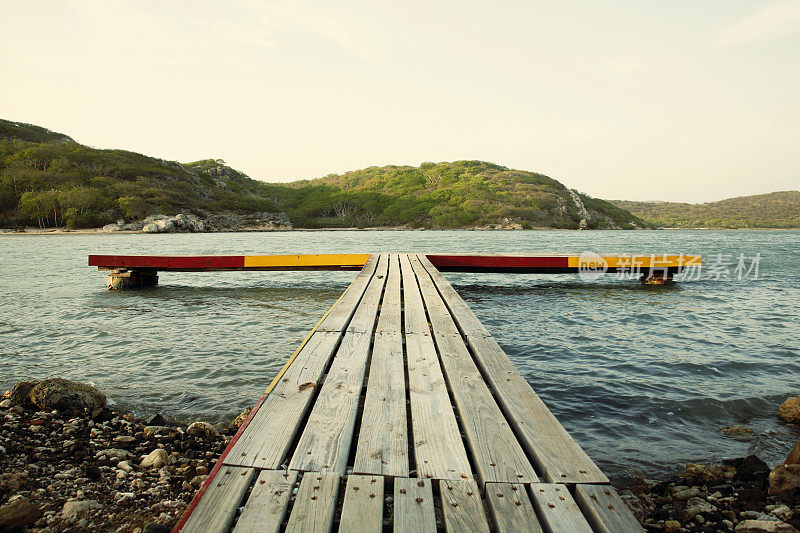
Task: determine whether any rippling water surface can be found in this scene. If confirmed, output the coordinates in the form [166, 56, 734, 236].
[1, 230, 798, 483]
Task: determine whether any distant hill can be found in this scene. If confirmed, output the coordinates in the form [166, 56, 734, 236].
[262, 161, 649, 229]
[0, 119, 279, 229]
[0, 118, 649, 230]
[611, 191, 800, 229]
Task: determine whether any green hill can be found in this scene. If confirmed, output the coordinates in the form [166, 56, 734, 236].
[0, 117, 647, 230]
[611, 191, 800, 229]
[263, 161, 648, 229]
[0, 119, 279, 228]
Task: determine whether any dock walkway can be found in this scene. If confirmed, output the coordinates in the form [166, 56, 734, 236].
[173, 253, 643, 532]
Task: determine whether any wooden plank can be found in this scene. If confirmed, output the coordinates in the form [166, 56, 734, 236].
[405, 331, 472, 481]
[400, 254, 429, 335]
[288, 331, 372, 474]
[408, 255, 460, 336]
[339, 474, 384, 532]
[574, 484, 644, 533]
[347, 253, 389, 333]
[417, 255, 607, 484]
[394, 477, 436, 533]
[411, 255, 537, 485]
[528, 483, 593, 533]
[375, 254, 401, 334]
[439, 479, 490, 533]
[429, 332, 537, 485]
[416, 256, 490, 336]
[182, 466, 255, 533]
[318, 254, 379, 333]
[224, 331, 342, 468]
[466, 334, 607, 484]
[285, 472, 340, 533]
[233, 470, 298, 533]
[353, 331, 409, 477]
[485, 482, 543, 533]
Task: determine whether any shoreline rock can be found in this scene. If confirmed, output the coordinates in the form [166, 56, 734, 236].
[1, 380, 232, 532]
[624, 455, 800, 531]
[101, 211, 293, 234]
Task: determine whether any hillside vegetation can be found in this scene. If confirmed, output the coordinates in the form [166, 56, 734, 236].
[0, 119, 278, 228]
[0, 117, 644, 230]
[612, 191, 800, 229]
[262, 162, 648, 229]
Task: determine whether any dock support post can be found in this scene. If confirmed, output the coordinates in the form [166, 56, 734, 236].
[107, 269, 158, 290]
[640, 270, 673, 285]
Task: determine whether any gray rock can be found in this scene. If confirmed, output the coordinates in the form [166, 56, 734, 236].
[143, 426, 170, 437]
[685, 463, 725, 484]
[0, 497, 43, 530]
[735, 520, 799, 533]
[9, 380, 37, 407]
[187, 421, 218, 436]
[141, 213, 205, 233]
[28, 378, 106, 413]
[0, 399, 11, 408]
[61, 499, 101, 517]
[769, 463, 800, 496]
[681, 496, 716, 521]
[672, 486, 702, 499]
[140, 448, 168, 469]
[97, 448, 134, 461]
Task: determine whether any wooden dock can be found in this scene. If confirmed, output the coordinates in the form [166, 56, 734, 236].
[158, 253, 648, 532]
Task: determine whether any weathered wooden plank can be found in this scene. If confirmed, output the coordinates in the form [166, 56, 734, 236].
[416, 255, 490, 336]
[439, 479, 490, 533]
[394, 477, 436, 533]
[400, 254, 429, 335]
[401, 254, 471, 481]
[353, 331, 408, 477]
[574, 484, 644, 533]
[288, 331, 372, 474]
[528, 483, 593, 533]
[485, 482, 543, 533]
[405, 331, 472, 481]
[347, 253, 388, 333]
[375, 254, 401, 334]
[318, 254, 378, 333]
[285, 472, 340, 533]
[417, 255, 607, 484]
[339, 474, 384, 532]
[465, 334, 607, 484]
[182, 466, 255, 533]
[233, 470, 298, 533]
[408, 255, 460, 336]
[409, 252, 536, 485]
[429, 332, 538, 485]
[224, 331, 342, 468]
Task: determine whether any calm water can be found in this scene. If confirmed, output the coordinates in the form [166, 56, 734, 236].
[1, 230, 798, 484]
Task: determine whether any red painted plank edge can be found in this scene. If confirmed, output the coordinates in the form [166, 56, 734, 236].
[89, 255, 244, 269]
[427, 254, 568, 270]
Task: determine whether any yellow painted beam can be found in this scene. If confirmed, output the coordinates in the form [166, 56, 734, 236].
[243, 253, 371, 269]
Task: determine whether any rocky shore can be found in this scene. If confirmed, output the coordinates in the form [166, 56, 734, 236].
[101, 211, 293, 233]
[622, 396, 800, 532]
[1, 379, 798, 532]
[0, 379, 239, 532]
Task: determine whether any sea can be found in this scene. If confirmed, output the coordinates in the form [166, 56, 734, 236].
[1, 229, 798, 484]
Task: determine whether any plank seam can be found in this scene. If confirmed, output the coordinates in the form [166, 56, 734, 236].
[407, 254, 480, 483]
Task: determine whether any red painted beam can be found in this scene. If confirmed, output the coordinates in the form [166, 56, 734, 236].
[89, 255, 244, 270]
[426, 254, 570, 272]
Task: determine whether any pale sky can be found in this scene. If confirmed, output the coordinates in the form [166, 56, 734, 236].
[1, 1, 798, 202]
